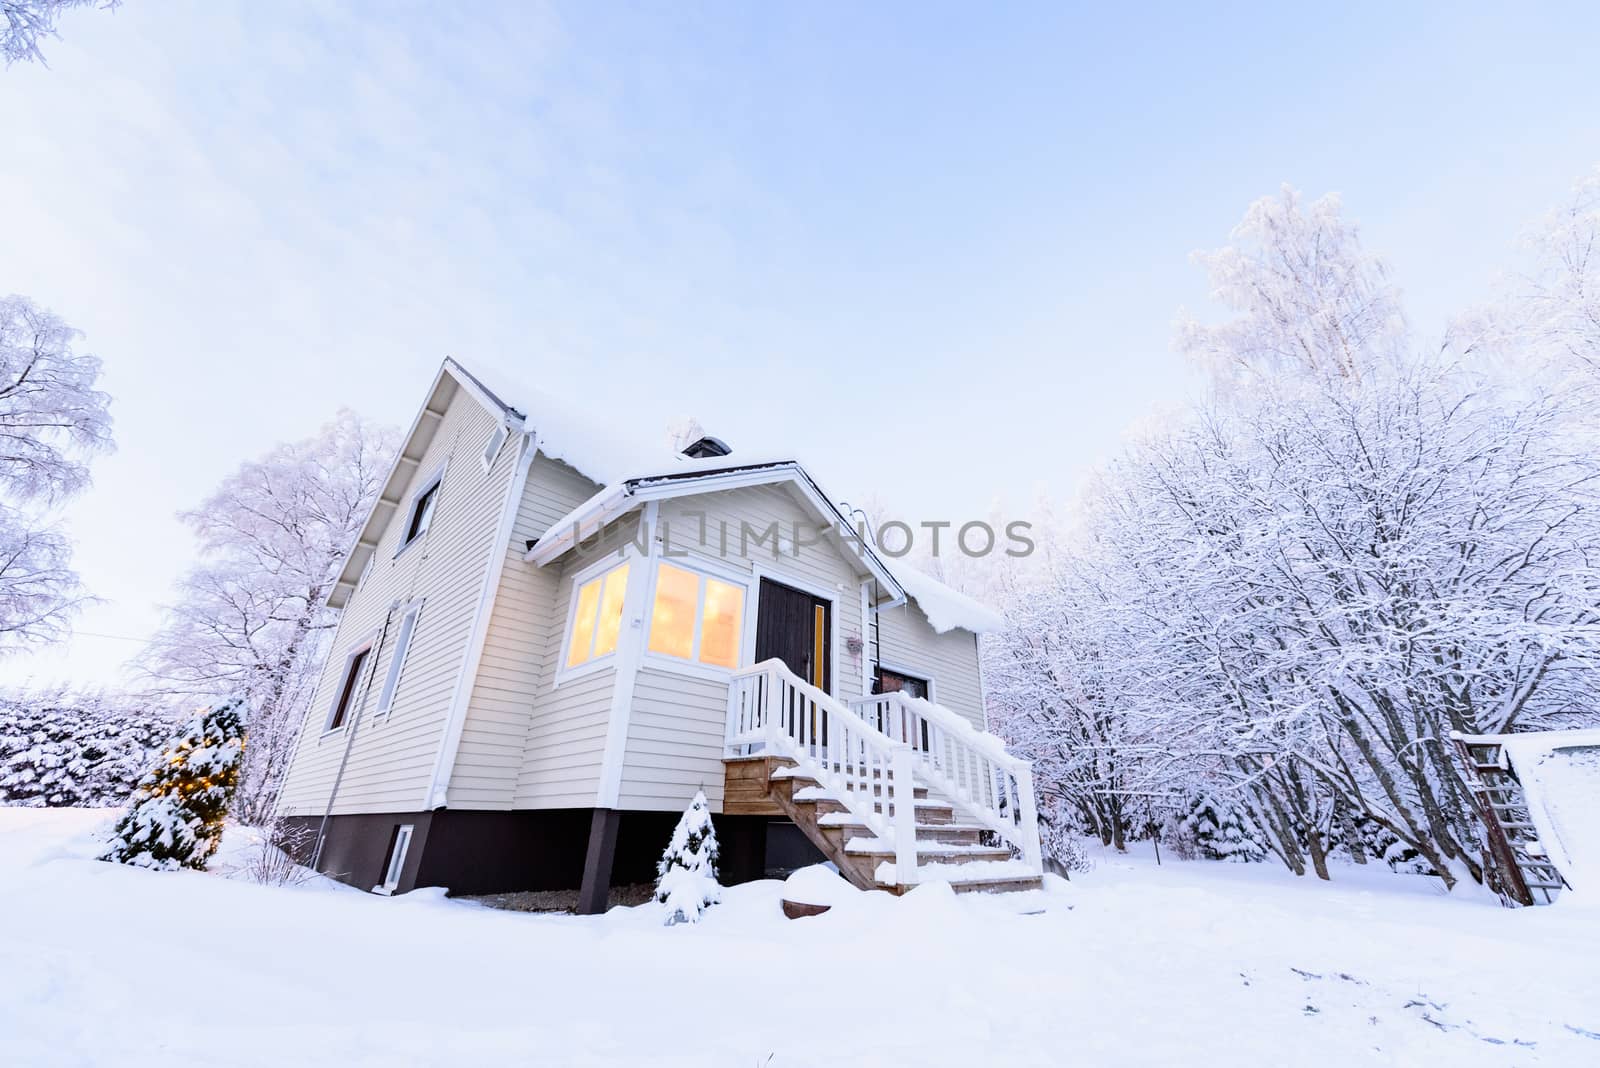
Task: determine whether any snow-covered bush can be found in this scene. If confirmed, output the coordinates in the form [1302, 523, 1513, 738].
[0, 693, 171, 808]
[1182, 794, 1267, 864]
[99, 699, 245, 872]
[655, 790, 720, 925]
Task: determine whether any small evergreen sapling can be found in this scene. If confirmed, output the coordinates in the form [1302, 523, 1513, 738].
[1181, 792, 1267, 863]
[100, 699, 246, 872]
[655, 790, 720, 925]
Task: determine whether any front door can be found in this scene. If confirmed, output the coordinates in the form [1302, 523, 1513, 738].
[755, 578, 831, 693]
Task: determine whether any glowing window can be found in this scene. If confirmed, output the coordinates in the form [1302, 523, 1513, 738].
[647, 562, 745, 669]
[565, 562, 631, 669]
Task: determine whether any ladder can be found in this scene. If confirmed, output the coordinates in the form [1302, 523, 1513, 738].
[1452, 736, 1566, 905]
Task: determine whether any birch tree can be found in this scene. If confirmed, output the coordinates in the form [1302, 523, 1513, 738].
[2, 0, 117, 66]
[0, 294, 113, 651]
[141, 409, 397, 824]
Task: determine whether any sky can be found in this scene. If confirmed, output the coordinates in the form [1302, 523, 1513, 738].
[2, 1, 1598, 689]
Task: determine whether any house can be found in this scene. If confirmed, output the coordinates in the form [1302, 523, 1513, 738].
[275, 358, 1042, 910]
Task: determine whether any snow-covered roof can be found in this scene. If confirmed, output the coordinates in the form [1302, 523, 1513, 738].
[447, 358, 673, 486]
[890, 564, 1006, 635]
[444, 358, 1006, 634]
[1459, 728, 1600, 897]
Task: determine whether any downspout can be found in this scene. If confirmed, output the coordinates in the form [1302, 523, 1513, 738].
[310, 604, 397, 872]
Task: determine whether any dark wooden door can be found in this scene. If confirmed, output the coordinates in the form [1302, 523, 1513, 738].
[755, 578, 831, 693]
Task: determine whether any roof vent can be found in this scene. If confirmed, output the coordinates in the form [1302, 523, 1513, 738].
[681, 435, 732, 459]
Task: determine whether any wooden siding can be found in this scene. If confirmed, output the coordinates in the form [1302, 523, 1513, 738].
[876, 597, 986, 730]
[275, 382, 514, 817]
[511, 509, 641, 808]
[448, 455, 601, 808]
[616, 484, 875, 812]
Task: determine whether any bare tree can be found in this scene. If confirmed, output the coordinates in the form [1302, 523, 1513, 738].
[2, 0, 118, 67]
[0, 293, 113, 651]
[141, 409, 398, 824]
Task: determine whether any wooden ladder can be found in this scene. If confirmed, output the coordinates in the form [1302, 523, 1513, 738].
[1452, 737, 1566, 905]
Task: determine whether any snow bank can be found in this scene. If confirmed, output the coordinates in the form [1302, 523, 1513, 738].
[6, 810, 1600, 1066]
[781, 863, 860, 907]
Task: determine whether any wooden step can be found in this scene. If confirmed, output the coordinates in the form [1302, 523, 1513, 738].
[844, 841, 1016, 867]
[823, 821, 983, 846]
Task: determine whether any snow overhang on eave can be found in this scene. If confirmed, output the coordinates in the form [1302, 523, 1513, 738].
[522, 461, 907, 606]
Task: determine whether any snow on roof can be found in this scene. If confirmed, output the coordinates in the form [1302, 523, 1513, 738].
[449, 358, 676, 486]
[889, 565, 1006, 635]
[450, 358, 1006, 634]
[1485, 728, 1600, 898]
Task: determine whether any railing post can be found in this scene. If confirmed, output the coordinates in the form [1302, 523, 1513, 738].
[724, 675, 742, 756]
[1015, 763, 1043, 873]
[891, 746, 919, 887]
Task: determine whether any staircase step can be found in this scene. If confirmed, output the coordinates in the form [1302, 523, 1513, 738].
[821, 819, 982, 845]
[844, 839, 1016, 866]
[779, 773, 929, 800]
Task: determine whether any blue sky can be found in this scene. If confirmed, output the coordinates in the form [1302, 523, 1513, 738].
[2, 1, 1597, 687]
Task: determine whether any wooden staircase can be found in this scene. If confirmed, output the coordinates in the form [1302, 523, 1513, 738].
[723, 660, 1044, 895]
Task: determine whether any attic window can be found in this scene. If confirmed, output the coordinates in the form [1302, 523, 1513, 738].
[399, 468, 444, 553]
[681, 436, 731, 459]
[481, 425, 508, 472]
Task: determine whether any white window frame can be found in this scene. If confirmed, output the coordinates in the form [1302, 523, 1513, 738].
[375, 599, 424, 717]
[555, 554, 635, 685]
[396, 461, 447, 558]
[323, 629, 379, 736]
[641, 557, 751, 682]
[375, 823, 414, 895]
[481, 424, 509, 473]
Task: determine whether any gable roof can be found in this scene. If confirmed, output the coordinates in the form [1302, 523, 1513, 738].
[523, 457, 910, 606]
[330, 357, 1005, 633]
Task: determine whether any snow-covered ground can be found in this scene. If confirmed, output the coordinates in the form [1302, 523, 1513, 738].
[2, 810, 1597, 1066]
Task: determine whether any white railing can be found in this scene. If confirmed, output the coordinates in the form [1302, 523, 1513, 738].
[726, 659, 920, 885]
[848, 690, 1042, 871]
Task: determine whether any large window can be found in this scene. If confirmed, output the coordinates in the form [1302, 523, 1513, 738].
[565, 561, 631, 669]
[647, 562, 745, 670]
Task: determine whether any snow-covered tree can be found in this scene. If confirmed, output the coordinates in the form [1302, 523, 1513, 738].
[0, 690, 172, 807]
[0, 293, 114, 652]
[140, 410, 397, 825]
[1182, 793, 1267, 864]
[988, 183, 1600, 897]
[99, 699, 245, 872]
[655, 790, 720, 925]
[2, 0, 117, 66]
[1178, 185, 1405, 394]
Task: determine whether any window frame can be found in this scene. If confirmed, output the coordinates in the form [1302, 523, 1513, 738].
[323, 632, 379, 736]
[375, 823, 415, 895]
[396, 461, 447, 558]
[556, 555, 635, 684]
[641, 558, 750, 681]
[872, 662, 935, 704]
[481, 423, 509, 473]
[374, 599, 424, 717]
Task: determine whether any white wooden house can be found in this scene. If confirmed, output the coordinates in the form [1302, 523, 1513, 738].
[276, 359, 1042, 908]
